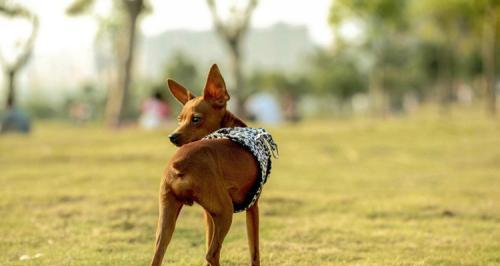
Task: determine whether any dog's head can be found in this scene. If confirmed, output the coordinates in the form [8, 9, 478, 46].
[167, 64, 238, 146]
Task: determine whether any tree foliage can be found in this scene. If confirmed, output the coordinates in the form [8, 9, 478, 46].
[328, 0, 499, 115]
[308, 49, 367, 100]
[164, 52, 201, 94]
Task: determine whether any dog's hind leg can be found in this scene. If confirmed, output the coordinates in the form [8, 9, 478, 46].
[150, 190, 183, 266]
[204, 210, 214, 251]
[200, 193, 233, 266]
[246, 200, 260, 266]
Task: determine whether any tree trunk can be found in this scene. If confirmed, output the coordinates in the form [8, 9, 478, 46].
[441, 36, 456, 111]
[369, 68, 388, 117]
[5, 69, 16, 109]
[483, 8, 497, 116]
[434, 34, 456, 115]
[105, 7, 140, 127]
[120, 13, 138, 122]
[228, 41, 245, 117]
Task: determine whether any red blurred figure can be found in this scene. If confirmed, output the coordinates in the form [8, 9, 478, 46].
[139, 91, 170, 129]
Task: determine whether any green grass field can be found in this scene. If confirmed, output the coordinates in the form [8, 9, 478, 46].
[1, 109, 500, 265]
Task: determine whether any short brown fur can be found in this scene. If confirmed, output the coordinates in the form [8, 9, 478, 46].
[150, 64, 261, 266]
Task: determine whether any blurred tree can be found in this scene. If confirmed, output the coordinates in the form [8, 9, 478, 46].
[67, 0, 148, 127]
[470, 0, 499, 115]
[0, 1, 38, 109]
[410, 0, 500, 115]
[329, 0, 499, 116]
[164, 52, 200, 93]
[308, 49, 367, 101]
[206, 0, 258, 117]
[330, 0, 410, 115]
[410, 0, 477, 110]
[159, 52, 201, 115]
[249, 70, 309, 122]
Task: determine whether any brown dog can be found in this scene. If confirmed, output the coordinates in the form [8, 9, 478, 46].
[150, 64, 261, 266]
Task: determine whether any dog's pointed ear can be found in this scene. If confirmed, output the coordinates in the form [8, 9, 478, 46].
[167, 79, 195, 105]
[203, 64, 229, 107]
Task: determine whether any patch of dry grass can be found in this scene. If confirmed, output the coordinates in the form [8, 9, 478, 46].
[1, 109, 500, 265]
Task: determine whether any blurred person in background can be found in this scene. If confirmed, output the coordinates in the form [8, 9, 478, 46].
[0, 107, 31, 134]
[139, 91, 170, 129]
[245, 92, 282, 124]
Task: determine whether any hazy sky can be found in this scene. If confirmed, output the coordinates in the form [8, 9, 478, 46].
[1, 0, 333, 55]
[141, 0, 333, 44]
[0, 0, 334, 96]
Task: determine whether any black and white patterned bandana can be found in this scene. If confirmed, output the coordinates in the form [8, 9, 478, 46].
[202, 127, 278, 213]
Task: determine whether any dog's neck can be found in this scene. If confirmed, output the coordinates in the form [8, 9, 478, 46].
[221, 110, 247, 128]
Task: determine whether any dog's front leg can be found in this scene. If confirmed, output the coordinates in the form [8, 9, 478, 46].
[246, 200, 260, 266]
[150, 189, 183, 266]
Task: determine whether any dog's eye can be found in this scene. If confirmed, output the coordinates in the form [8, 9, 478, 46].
[191, 116, 201, 123]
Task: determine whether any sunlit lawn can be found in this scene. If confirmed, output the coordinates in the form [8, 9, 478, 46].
[1, 108, 500, 265]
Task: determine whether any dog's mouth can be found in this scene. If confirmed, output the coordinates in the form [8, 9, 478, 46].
[169, 138, 182, 147]
[170, 136, 203, 147]
[172, 142, 182, 147]
[169, 136, 190, 147]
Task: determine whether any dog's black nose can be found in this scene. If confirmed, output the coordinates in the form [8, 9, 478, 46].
[169, 133, 180, 145]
